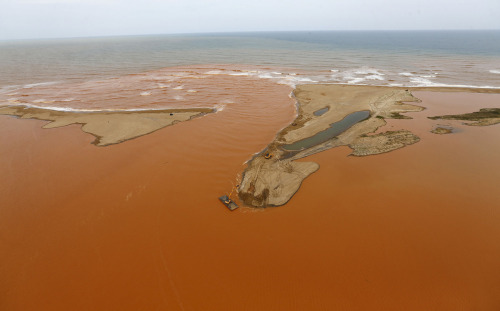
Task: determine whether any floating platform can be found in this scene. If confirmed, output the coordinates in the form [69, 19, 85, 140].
[219, 195, 239, 211]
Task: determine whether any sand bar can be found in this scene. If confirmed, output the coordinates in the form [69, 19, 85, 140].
[0, 106, 214, 146]
[238, 84, 500, 208]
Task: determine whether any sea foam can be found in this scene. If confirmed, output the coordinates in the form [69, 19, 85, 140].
[0, 103, 219, 113]
[23, 81, 59, 89]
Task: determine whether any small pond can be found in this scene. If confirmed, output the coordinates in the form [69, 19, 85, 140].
[283, 110, 370, 151]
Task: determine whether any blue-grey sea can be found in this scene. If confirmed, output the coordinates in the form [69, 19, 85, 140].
[1, 30, 500, 91]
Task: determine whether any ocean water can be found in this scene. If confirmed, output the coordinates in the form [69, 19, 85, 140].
[1, 30, 500, 95]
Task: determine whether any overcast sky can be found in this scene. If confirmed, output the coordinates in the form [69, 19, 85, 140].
[1, 0, 499, 40]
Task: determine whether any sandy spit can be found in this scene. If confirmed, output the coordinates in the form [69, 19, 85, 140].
[238, 84, 500, 208]
[0, 106, 214, 146]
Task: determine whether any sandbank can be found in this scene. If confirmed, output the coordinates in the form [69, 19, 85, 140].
[238, 84, 500, 208]
[0, 106, 214, 146]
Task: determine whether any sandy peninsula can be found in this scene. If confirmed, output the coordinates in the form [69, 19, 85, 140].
[0, 106, 214, 146]
[238, 84, 500, 208]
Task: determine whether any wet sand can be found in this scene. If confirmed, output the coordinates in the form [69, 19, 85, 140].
[1, 80, 500, 310]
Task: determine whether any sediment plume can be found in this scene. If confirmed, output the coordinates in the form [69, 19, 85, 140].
[2, 71, 500, 310]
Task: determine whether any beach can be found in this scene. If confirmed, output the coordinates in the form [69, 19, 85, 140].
[2, 70, 500, 309]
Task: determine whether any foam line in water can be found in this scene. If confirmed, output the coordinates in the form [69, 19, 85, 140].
[0, 103, 216, 113]
[23, 81, 59, 89]
[0, 85, 22, 94]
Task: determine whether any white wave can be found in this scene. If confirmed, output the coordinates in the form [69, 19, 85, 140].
[215, 104, 226, 112]
[229, 72, 250, 76]
[274, 75, 318, 87]
[157, 84, 169, 89]
[32, 99, 55, 103]
[299, 77, 316, 82]
[205, 70, 223, 75]
[23, 81, 59, 89]
[172, 85, 184, 90]
[409, 77, 435, 86]
[140, 92, 152, 96]
[173, 95, 185, 101]
[276, 79, 297, 87]
[187, 89, 198, 93]
[258, 73, 273, 79]
[347, 77, 366, 84]
[354, 68, 384, 75]
[389, 83, 403, 87]
[398, 72, 414, 76]
[331, 67, 384, 85]
[0, 85, 22, 94]
[365, 75, 385, 81]
[490, 70, 500, 74]
[407, 73, 437, 86]
[408, 77, 500, 89]
[61, 98, 75, 102]
[330, 69, 339, 73]
[1, 103, 216, 113]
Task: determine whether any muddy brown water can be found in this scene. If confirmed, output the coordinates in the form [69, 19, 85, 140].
[1, 73, 500, 310]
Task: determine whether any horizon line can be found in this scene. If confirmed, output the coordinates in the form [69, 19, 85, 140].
[2, 28, 500, 42]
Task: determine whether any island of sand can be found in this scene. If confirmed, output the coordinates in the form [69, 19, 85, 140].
[238, 84, 425, 207]
[238, 85, 500, 208]
[0, 105, 214, 146]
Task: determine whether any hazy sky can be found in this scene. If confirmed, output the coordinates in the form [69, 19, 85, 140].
[1, 0, 499, 40]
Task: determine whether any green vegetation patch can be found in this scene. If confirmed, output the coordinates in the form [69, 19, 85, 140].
[428, 108, 500, 121]
[390, 112, 411, 119]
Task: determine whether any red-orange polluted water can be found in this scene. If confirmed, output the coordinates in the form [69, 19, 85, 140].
[1, 67, 500, 310]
